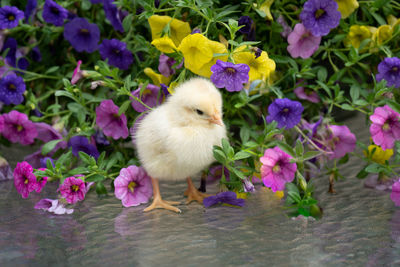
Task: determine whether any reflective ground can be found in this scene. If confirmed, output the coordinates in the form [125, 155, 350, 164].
[1, 115, 400, 267]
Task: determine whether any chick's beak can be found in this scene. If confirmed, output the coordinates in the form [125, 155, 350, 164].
[209, 114, 223, 126]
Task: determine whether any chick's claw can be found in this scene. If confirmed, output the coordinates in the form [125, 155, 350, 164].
[185, 177, 211, 205]
[143, 198, 182, 213]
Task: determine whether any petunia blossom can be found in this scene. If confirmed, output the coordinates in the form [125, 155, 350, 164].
[203, 191, 245, 208]
[68, 136, 100, 159]
[294, 85, 320, 103]
[0, 110, 38, 145]
[287, 23, 321, 59]
[376, 57, 400, 88]
[370, 105, 400, 150]
[35, 198, 74, 215]
[58, 176, 86, 204]
[131, 84, 161, 113]
[13, 161, 38, 198]
[95, 99, 129, 140]
[266, 98, 304, 129]
[328, 125, 356, 159]
[210, 60, 250, 92]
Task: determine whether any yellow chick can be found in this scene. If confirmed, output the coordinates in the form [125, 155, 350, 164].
[135, 78, 227, 213]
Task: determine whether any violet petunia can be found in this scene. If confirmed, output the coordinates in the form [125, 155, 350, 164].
[0, 72, 26, 105]
[24, 0, 37, 22]
[13, 161, 38, 198]
[71, 60, 86, 84]
[294, 86, 320, 103]
[207, 165, 230, 184]
[0, 6, 24, 30]
[158, 54, 176, 77]
[287, 23, 321, 59]
[238, 16, 255, 40]
[103, 0, 124, 32]
[210, 60, 250, 92]
[266, 98, 304, 129]
[58, 176, 86, 204]
[35, 198, 74, 215]
[42, 0, 68, 26]
[0, 110, 37, 145]
[370, 105, 400, 150]
[63, 17, 100, 53]
[95, 99, 129, 140]
[203, 191, 245, 208]
[260, 146, 297, 192]
[114, 166, 153, 207]
[376, 57, 400, 88]
[328, 125, 356, 159]
[99, 39, 133, 70]
[243, 178, 255, 193]
[34, 122, 63, 143]
[68, 136, 100, 159]
[131, 84, 161, 112]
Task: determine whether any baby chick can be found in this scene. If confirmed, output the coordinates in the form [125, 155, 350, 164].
[135, 78, 227, 213]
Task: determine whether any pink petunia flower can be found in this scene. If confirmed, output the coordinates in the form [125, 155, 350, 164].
[58, 176, 86, 204]
[294, 86, 320, 103]
[260, 147, 297, 192]
[130, 84, 161, 113]
[114, 165, 152, 207]
[34, 198, 74, 215]
[287, 23, 321, 59]
[370, 105, 400, 150]
[0, 114, 4, 132]
[13, 161, 38, 198]
[328, 125, 356, 159]
[71, 60, 85, 84]
[95, 99, 129, 140]
[391, 179, 400, 207]
[1, 110, 37, 145]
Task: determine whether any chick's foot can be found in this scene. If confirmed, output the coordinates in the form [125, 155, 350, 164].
[185, 177, 210, 205]
[143, 197, 181, 213]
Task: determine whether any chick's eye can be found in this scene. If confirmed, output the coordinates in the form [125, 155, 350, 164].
[195, 109, 204, 115]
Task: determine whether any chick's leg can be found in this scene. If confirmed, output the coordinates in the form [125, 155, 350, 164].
[184, 177, 210, 205]
[144, 178, 181, 213]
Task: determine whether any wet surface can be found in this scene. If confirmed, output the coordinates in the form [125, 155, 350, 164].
[1, 115, 400, 267]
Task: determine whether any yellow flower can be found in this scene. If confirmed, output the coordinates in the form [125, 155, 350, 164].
[345, 25, 374, 48]
[151, 36, 177, 53]
[148, 15, 191, 47]
[193, 40, 228, 78]
[372, 25, 392, 46]
[254, 0, 274, 20]
[232, 46, 276, 82]
[387, 15, 400, 28]
[144, 67, 171, 86]
[335, 0, 359, 19]
[275, 190, 284, 199]
[364, 145, 393, 164]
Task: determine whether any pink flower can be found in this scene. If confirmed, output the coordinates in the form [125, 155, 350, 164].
[35, 199, 74, 215]
[328, 125, 356, 159]
[114, 166, 152, 207]
[370, 105, 400, 150]
[95, 99, 129, 140]
[391, 179, 400, 206]
[287, 23, 321, 59]
[71, 60, 84, 84]
[0, 110, 37, 145]
[13, 161, 38, 198]
[58, 176, 86, 204]
[130, 84, 161, 113]
[294, 86, 320, 103]
[0, 114, 4, 132]
[260, 147, 297, 192]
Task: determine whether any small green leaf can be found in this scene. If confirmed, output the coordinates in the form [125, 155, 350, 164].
[213, 149, 226, 164]
[350, 85, 360, 102]
[78, 151, 92, 165]
[303, 151, 320, 161]
[233, 151, 251, 161]
[118, 100, 131, 116]
[55, 90, 75, 100]
[341, 104, 355, 111]
[95, 182, 107, 195]
[42, 140, 62, 155]
[295, 140, 304, 157]
[221, 138, 230, 155]
[87, 174, 105, 182]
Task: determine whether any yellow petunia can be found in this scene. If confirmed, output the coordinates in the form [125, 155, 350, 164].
[387, 15, 400, 28]
[151, 36, 177, 53]
[192, 40, 228, 78]
[144, 67, 171, 86]
[232, 46, 276, 82]
[254, 0, 274, 21]
[345, 25, 375, 49]
[335, 0, 359, 19]
[148, 15, 191, 47]
[364, 145, 393, 164]
[372, 25, 392, 46]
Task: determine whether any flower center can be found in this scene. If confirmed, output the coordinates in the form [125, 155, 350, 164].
[80, 28, 89, 35]
[113, 49, 120, 54]
[51, 7, 60, 14]
[300, 32, 311, 40]
[8, 14, 15, 21]
[16, 125, 23, 132]
[315, 9, 325, 19]
[225, 67, 236, 74]
[71, 185, 80, 192]
[128, 181, 137, 193]
[382, 122, 390, 131]
[8, 83, 16, 90]
[272, 165, 281, 173]
[24, 178, 29, 184]
[392, 66, 399, 72]
[113, 113, 120, 119]
[283, 108, 289, 113]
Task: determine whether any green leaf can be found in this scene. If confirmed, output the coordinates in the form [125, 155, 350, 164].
[122, 13, 134, 32]
[55, 90, 75, 100]
[356, 166, 369, 179]
[240, 127, 250, 143]
[42, 139, 62, 155]
[213, 149, 226, 164]
[95, 182, 107, 195]
[233, 151, 251, 161]
[317, 67, 327, 82]
[338, 153, 349, 165]
[341, 104, 355, 111]
[87, 174, 105, 182]
[365, 163, 387, 173]
[221, 138, 230, 155]
[118, 100, 131, 116]
[78, 151, 92, 165]
[316, 80, 332, 98]
[230, 167, 245, 180]
[303, 151, 320, 161]
[67, 167, 89, 176]
[45, 66, 60, 74]
[271, 141, 295, 157]
[295, 140, 304, 157]
[387, 100, 400, 114]
[350, 85, 360, 102]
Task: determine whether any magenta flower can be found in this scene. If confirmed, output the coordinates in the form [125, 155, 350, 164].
[95, 99, 129, 140]
[131, 84, 161, 113]
[328, 125, 356, 159]
[260, 147, 297, 192]
[391, 179, 400, 207]
[71, 60, 83, 84]
[294, 86, 320, 103]
[158, 54, 176, 77]
[0, 110, 37, 145]
[114, 165, 152, 207]
[13, 161, 38, 198]
[370, 105, 400, 150]
[35, 199, 74, 215]
[0, 114, 4, 132]
[287, 23, 321, 59]
[58, 176, 86, 204]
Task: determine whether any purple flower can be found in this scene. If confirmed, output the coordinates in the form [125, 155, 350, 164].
[63, 17, 100, 53]
[13, 161, 38, 198]
[99, 39, 133, 70]
[391, 179, 400, 207]
[131, 84, 161, 112]
[2, 37, 17, 67]
[71, 60, 85, 84]
[58, 176, 86, 204]
[30, 46, 41, 62]
[94, 130, 110, 146]
[243, 178, 255, 193]
[294, 85, 320, 103]
[0, 73, 26, 105]
[158, 54, 176, 77]
[207, 165, 230, 184]
[287, 23, 321, 59]
[203, 191, 245, 208]
[34, 122, 63, 143]
[376, 57, 400, 88]
[0, 110, 37, 145]
[191, 28, 201, 34]
[260, 146, 297, 192]
[103, 0, 124, 32]
[68, 136, 100, 159]
[266, 98, 304, 129]
[114, 166, 153, 207]
[34, 198, 74, 215]
[238, 16, 254, 37]
[43, 0, 68, 26]
[370, 105, 400, 150]
[0, 114, 3, 132]
[210, 60, 250, 92]
[328, 125, 356, 159]
[277, 15, 292, 38]
[96, 99, 129, 140]
[160, 83, 170, 98]
[0, 6, 24, 30]
[40, 157, 54, 168]
[300, 0, 341, 37]
[90, 0, 102, 3]
[0, 156, 13, 181]
[24, 0, 37, 22]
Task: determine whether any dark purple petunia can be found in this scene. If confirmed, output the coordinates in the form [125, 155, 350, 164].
[376, 57, 400, 88]
[266, 98, 304, 129]
[299, 0, 341, 37]
[210, 60, 250, 92]
[90, 0, 102, 3]
[94, 130, 110, 146]
[0, 6, 24, 30]
[103, 0, 124, 32]
[24, 0, 37, 22]
[238, 16, 255, 41]
[30, 46, 42, 62]
[160, 83, 170, 98]
[42, 0, 68, 26]
[0, 73, 26, 105]
[203, 191, 245, 208]
[99, 39, 133, 70]
[154, 0, 161, 8]
[2, 37, 17, 67]
[63, 17, 100, 53]
[68, 136, 100, 159]
[191, 28, 201, 34]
